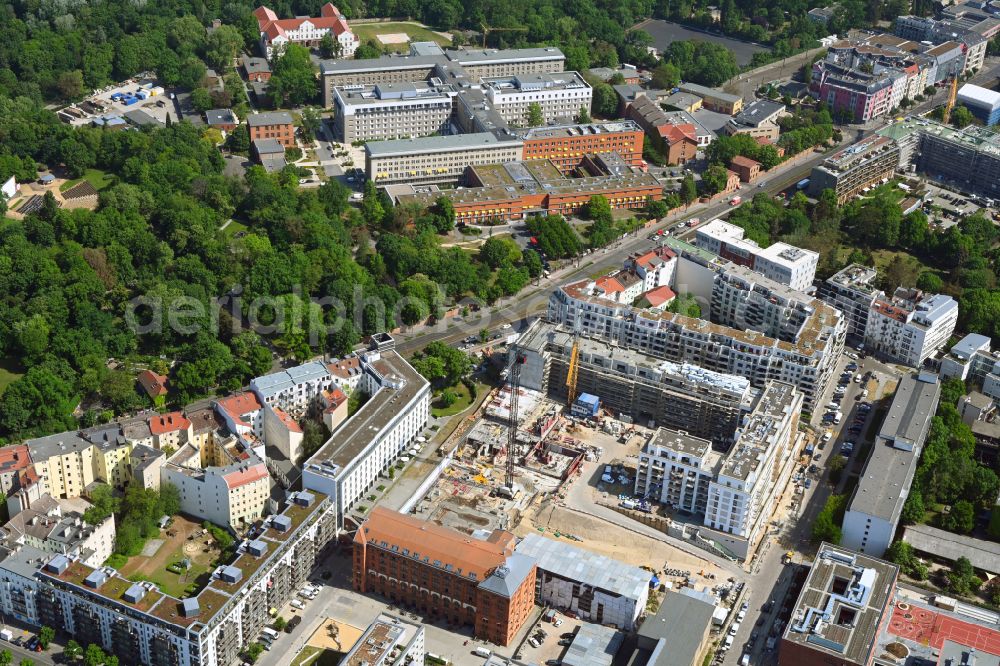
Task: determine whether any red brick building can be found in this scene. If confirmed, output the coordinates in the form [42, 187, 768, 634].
[247, 111, 296, 149]
[730, 155, 761, 182]
[520, 121, 645, 172]
[354, 508, 536, 646]
[659, 123, 698, 165]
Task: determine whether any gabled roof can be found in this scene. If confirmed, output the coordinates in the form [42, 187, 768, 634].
[137, 369, 168, 399]
[149, 412, 191, 436]
[595, 275, 625, 293]
[255, 3, 352, 43]
[216, 392, 262, 419]
[641, 285, 676, 307]
[223, 463, 269, 489]
[659, 123, 697, 144]
[730, 155, 761, 169]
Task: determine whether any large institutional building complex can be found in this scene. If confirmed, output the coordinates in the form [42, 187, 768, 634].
[254, 4, 359, 59]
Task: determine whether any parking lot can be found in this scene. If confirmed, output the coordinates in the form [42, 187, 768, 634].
[512, 612, 584, 666]
[62, 76, 179, 126]
[917, 180, 997, 229]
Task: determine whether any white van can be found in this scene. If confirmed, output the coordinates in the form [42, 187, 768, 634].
[474, 647, 492, 658]
[724, 635, 734, 649]
[740, 653, 751, 666]
[261, 627, 280, 641]
[290, 599, 305, 610]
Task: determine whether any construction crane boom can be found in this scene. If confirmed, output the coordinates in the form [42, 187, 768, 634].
[505, 352, 525, 491]
[566, 335, 580, 408]
[943, 75, 959, 125]
[480, 23, 528, 48]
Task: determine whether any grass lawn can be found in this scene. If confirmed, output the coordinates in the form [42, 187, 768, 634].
[431, 381, 487, 418]
[60, 168, 115, 192]
[869, 248, 928, 274]
[0, 357, 25, 396]
[221, 219, 249, 240]
[292, 647, 342, 666]
[353, 22, 451, 52]
[118, 515, 220, 598]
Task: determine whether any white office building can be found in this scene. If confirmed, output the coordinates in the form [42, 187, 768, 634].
[865, 289, 958, 367]
[481, 72, 593, 125]
[842, 373, 940, 556]
[515, 532, 649, 630]
[303, 340, 430, 528]
[332, 81, 457, 143]
[695, 219, 819, 291]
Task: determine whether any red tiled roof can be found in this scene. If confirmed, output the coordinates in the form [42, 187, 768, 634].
[730, 155, 760, 169]
[149, 412, 191, 435]
[216, 392, 262, 419]
[642, 285, 676, 307]
[137, 369, 168, 399]
[323, 388, 347, 413]
[595, 276, 625, 293]
[0, 445, 31, 475]
[272, 407, 303, 434]
[223, 463, 269, 489]
[327, 357, 361, 380]
[257, 3, 352, 42]
[658, 123, 697, 144]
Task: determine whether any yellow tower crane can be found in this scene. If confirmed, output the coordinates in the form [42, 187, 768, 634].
[566, 334, 580, 408]
[942, 75, 959, 125]
[480, 23, 528, 48]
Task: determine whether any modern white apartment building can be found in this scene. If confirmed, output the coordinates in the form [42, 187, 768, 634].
[842, 373, 940, 556]
[547, 239, 845, 411]
[481, 72, 593, 126]
[332, 81, 457, 142]
[0, 490, 337, 666]
[940, 333, 1000, 388]
[251, 361, 335, 414]
[303, 340, 430, 528]
[865, 289, 958, 367]
[818, 264, 881, 340]
[695, 219, 818, 291]
[635, 382, 803, 559]
[366, 132, 523, 186]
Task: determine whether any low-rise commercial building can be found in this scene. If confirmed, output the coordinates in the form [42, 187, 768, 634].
[636, 589, 716, 666]
[332, 82, 456, 143]
[354, 507, 536, 646]
[481, 72, 592, 125]
[780, 544, 899, 666]
[677, 83, 743, 114]
[303, 341, 430, 529]
[695, 219, 818, 291]
[366, 133, 523, 186]
[393, 155, 663, 224]
[723, 99, 784, 140]
[515, 532, 648, 630]
[841, 373, 941, 556]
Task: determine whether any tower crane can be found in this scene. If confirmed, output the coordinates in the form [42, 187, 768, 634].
[566, 318, 582, 409]
[480, 23, 528, 48]
[499, 351, 525, 497]
[942, 75, 959, 126]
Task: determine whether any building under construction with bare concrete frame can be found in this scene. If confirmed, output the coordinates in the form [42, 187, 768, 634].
[517, 320, 754, 448]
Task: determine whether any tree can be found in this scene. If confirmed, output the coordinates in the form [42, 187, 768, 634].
[319, 33, 343, 59]
[0, 651, 10, 666]
[942, 500, 975, 534]
[190, 87, 213, 114]
[526, 102, 544, 127]
[83, 483, 120, 524]
[680, 175, 698, 207]
[523, 249, 543, 278]
[575, 106, 592, 124]
[63, 640, 83, 662]
[645, 198, 668, 219]
[901, 489, 925, 524]
[246, 644, 264, 663]
[812, 494, 847, 544]
[361, 180, 385, 227]
[300, 107, 323, 140]
[84, 645, 106, 666]
[591, 83, 619, 118]
[57, 69, 85, 100]
[949, 556, 981, 596]
[269, 44, 317, 107]
[479, 237, 522, 269]
[38, 626, 54, 650]
[651, 62, 681, 90]
[274, 616, 287, 631]
[950, 104, 975, 128]
[701, 165, 729, 195]
[205, 25, 244, 69]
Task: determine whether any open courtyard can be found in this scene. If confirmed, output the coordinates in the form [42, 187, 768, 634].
[118, 514, 224, 598]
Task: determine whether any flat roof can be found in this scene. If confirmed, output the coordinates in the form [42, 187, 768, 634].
[903, 524, 1000, 573]
[563, 624, 623, 666]
[639, 590, 715, 666]
[247, 111, 293, 127]
[307, 351, 427, 473]
[366, 132, 520, 157]
[678, 82, 742, 103]
[958, 83, 1000, 110]
[848, 374, 940, 522]
[516, 120, 641, 140]
[515, 532, 648, 601]
[783, 544, 898, 663]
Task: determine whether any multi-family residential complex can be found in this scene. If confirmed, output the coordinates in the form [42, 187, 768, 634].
[518, 322, 753, 447]
[864, 288, 957, 367]
[27, 429, 132, 500]
[2, 494, 116, 568]
[940, 333, 1000, 404]
[366, 133, 524, 186]
[320, 43, 565, 105]
[341, 613, 426, 666]
[633, 382, 803, 559]
[332, 81, 457, 143]
[253, 4, 359, 59]
[694, 219, 818, 290]
[302, 343, 430, 529]
[808, 133, 902, 204]
[480, 72, 592, 125]
[547, 238, 845, 411]
[353, 507, 536, 646]
[392, 154, 663, 224]
[894, 13, 995, 71]
[841, 373, 940, 556]
[819, 264, 959, 364]
[251, 360, 336, 414]
[0, 490, 336, 666]
[780, 544, 899, 666]
[514, 532, 649, 630]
